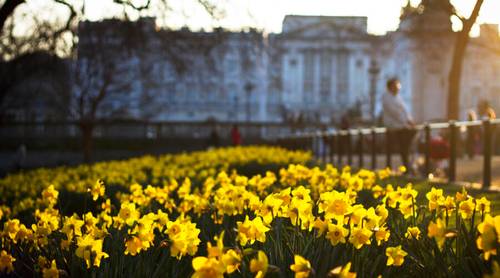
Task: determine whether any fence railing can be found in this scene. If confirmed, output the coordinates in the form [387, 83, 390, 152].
[0, 120, 331, 145]
[0, 121, 328, 139]
[274, 119, 500, 189]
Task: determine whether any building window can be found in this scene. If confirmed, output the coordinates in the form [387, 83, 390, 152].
[320, 51, 332, 100]
[336, 50, 349, 94]
[356, 59, 363, 68]
[303, 50, 315, 94]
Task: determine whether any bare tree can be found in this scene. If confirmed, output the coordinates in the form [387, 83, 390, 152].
[0, 51, 71, 122]
[1, 0, 226, 161]
[0, 0, 225, 60]
[447, 0, 485, 120]
[71, 21, 143, 162]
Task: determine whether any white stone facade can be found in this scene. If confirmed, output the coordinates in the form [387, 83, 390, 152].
[76, 0, 500, 124]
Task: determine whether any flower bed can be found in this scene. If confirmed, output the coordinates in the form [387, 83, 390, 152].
[0, 146, 498, 277]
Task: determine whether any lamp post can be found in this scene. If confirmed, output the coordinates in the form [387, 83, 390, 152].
[233, 95, 239, 122]
[368, 59, 380, 124]
[244, 82, 254, 123]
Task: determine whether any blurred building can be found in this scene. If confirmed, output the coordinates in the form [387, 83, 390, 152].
[75, 0, 500, 124]
[267, 15, 384, 124]
[77, 18, 268, 123]
[0, 52, 71, 123]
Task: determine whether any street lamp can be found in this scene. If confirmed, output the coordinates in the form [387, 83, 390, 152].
[233, 95, 239, 122]
[244, 82, 255, 123]
[368, 59, 380, 124]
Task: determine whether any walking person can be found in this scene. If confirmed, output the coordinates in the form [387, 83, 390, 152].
[478, 100, 497, 156]
[208, 127, 220, 149]
[231, 125, 242, 146]
[382, 78, 416, 172]
[466, 110, 480, 159]
[478, 100, 496, 120]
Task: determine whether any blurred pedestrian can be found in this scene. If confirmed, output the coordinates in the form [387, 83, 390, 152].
[382, 78, 416, 171]
[208, 127, 219, 149]
[231, 125, 242, 146]
[478, 100, 496, 120]
[14, 144, 27, 171]
[466, 109, 480, 159]
[478, 100, 497, 155]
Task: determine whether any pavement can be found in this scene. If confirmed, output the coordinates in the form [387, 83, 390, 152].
[320, 154, 500, 191]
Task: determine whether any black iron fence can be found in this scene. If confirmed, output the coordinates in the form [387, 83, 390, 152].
[0, 120, 330, 150]
[0, 121, 333, 139]
[274, 119, 500, 189]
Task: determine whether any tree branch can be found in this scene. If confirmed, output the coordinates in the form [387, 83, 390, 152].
[462, 0, 484, 33]
[0, 0, 24, 35]
[112, 0, 152, 11]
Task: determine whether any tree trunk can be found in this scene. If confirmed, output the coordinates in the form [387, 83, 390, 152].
[447, 34, 468, 120]
[0, 0, 24, 35]
[446, 0, 484, 120]
[80, 122, 94, 163]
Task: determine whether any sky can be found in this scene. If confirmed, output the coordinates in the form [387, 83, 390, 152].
[80, 0, 500, 35]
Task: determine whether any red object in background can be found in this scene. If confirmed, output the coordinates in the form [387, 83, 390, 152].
[430, 137, 450, 160]
[231, 126, 242, 146]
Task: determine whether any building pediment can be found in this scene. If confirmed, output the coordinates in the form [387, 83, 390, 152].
[280, 21, 370, 40]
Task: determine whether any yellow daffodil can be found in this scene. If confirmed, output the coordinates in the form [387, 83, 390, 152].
[75, 234, 109, 268]
[3, 219, 21, 242]
[326, 223, 348, 246]
[191, 257, 225, 278]
[477, 214, 500, 260]
[405, 226, 421, 240]
[428, 218, 446, 249]
[386, 245, 407, 266]
[290, 255, 312, 278]
[221, 249, 241, 274]
[90, 180, 105, 201]
[349, 227, 372, 249]
[426, 187, 444, 211]
[41, 185, 59, 207]
[236, 216, 270, 246]
[114, 203, 140, 228]
[42, 260, 59, 278]
[250, 251, 268, 278]
[476, 197, 491, 215]
[166, 218, 201, 258]
[455, 187, 468, 202]
[61, 214, 84, 241]
[319, 191, 353, 220]
[459, 198, 475, 220]
[375, 226, 391, 246]
[124, 236, 143, 256]
[0, 250, 16, 274]
[329, 262, 357, 278]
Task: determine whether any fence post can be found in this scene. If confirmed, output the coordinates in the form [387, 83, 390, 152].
[322, 134, 328, 162]
[156, 123, 162, 140]
[449, 121, 457, 182]
[358, 129, 364, 169]
[386, 129, 392, 169]
[337, 133, 343, 166]
[424, 124, 431, 177]
[304, 133, 316, 152]
[371, 128, 377, 170]
[312, 135, 317, 158]
[483, 119, 492, 189]
[330, 134, 336, 164]
[347, 131, 352, 166]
